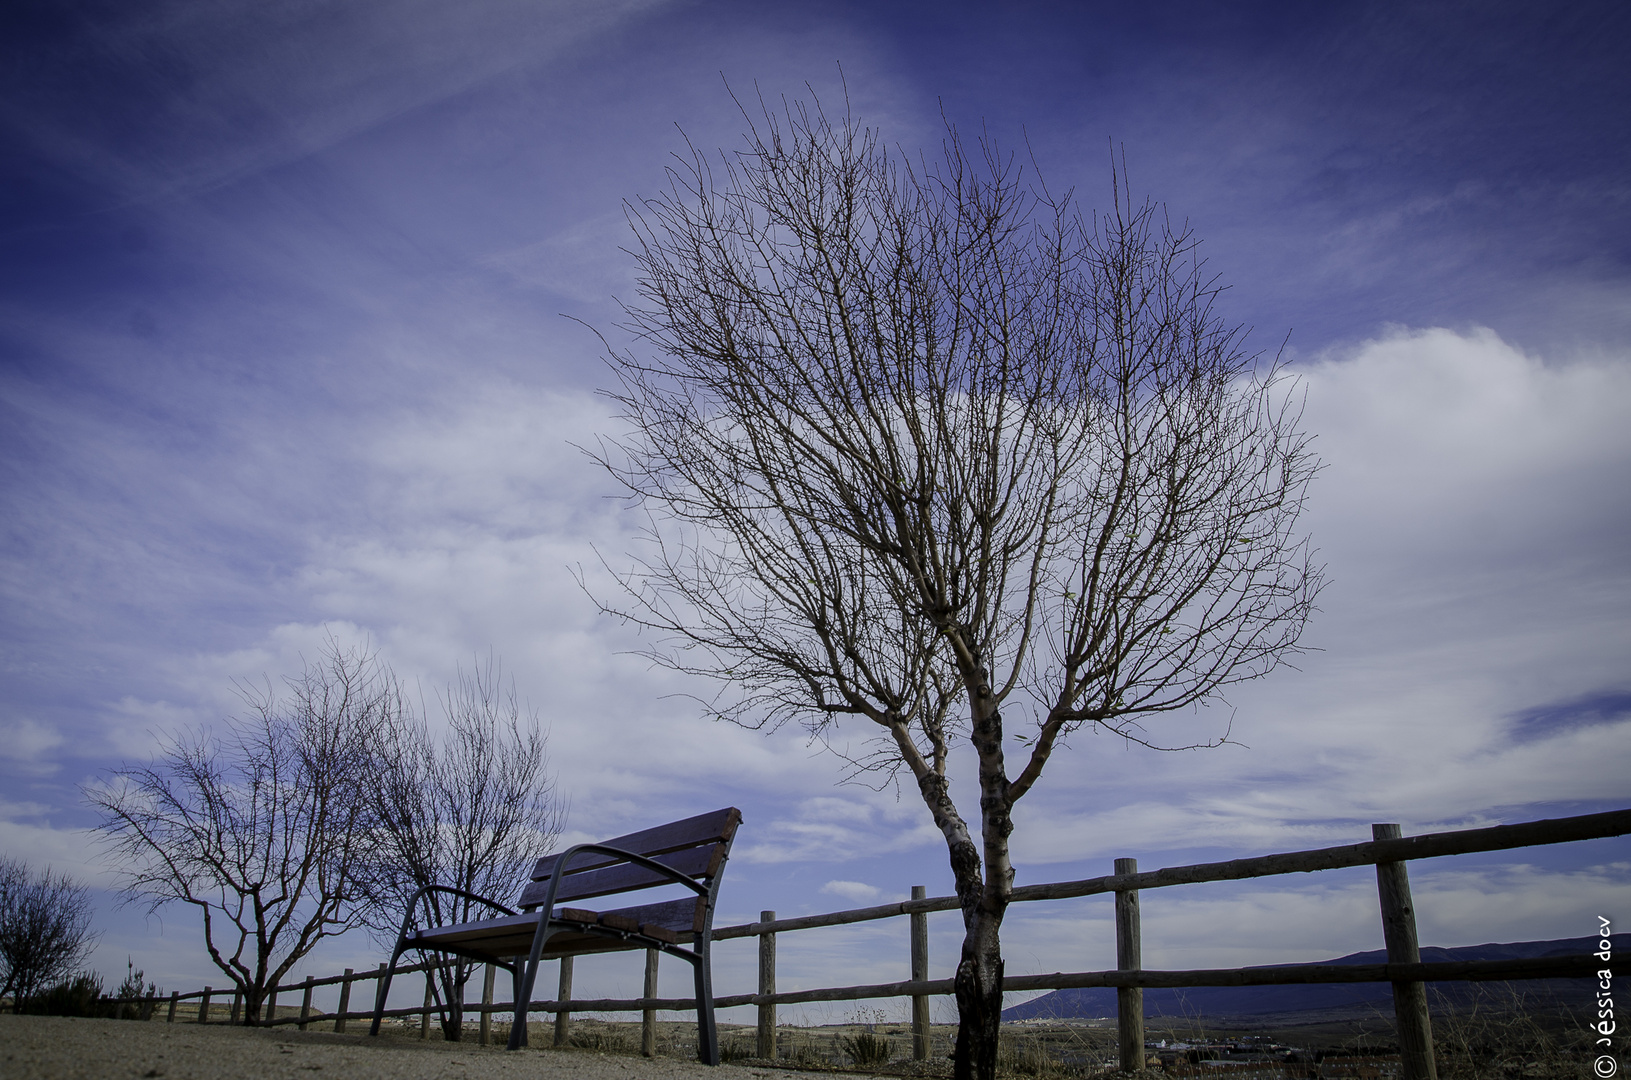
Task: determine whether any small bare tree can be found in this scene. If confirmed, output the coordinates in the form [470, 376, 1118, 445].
[361, 657, 564, 1040]
[87, 638, 397, 1024]
[590, 93, 1323, 1080]
[0, 857, 98, 1012]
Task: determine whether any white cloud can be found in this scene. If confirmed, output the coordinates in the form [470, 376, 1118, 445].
[8, 316, 1628, 1001]
[0, 804, 112, 888]
[820, 879, 883, 903]
[1299, 326, 1631, 568]
[959, 326, 1631, 903]
[0, 717, 65, 774]
[735, 796, 944, 866]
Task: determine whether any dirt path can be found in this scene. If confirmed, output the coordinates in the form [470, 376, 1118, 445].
[0, 1014, 888, 1080]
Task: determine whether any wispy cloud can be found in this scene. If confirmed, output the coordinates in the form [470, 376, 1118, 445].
[0, 0, 1625, 997]
[0, 718, 65, 774]
[0, 0, 670, 210]
[820, 880, 882, 904]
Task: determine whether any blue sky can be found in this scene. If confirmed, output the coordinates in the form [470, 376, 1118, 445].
[2, 0, 1628, 1019]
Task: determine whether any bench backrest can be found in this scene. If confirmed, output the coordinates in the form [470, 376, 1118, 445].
[517, 807, 741, 911]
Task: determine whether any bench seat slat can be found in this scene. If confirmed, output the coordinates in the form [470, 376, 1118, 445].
[412, 925, 657, 962]
[408, 896, 707, 959]
[612, 896, 706, 935]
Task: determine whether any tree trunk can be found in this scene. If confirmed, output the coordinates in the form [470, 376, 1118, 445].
[952, 673, 1015, 1080]
[952, 915, 1005, 1080]
[441, 1007, 464, 1040]
[242, 986, 264, 1026]
[439, 966, 465, 1041]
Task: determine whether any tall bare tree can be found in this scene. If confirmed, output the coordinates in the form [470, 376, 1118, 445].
[361, 657, 564, 1040]
[88, 637, 397, 1023]
[589, 94, 1324, 1080]
[0, 857, 98, 1011]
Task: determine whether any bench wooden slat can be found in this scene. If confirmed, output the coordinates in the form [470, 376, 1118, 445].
[411, 910, 590, 947]
[411, 916, 688, 962]
[413, 913, 588, 959]
[608, 897, 705, 935]
[557, 907, 599, 923]
[410, 897, 707, 955]
[517, 843, 724, 908]
[529, 808, 741, 881]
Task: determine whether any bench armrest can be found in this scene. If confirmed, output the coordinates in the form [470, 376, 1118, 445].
[393, 884, 519, 949]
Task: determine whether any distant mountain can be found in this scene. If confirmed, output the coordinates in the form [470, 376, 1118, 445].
[1002, 934, 1623, 1021]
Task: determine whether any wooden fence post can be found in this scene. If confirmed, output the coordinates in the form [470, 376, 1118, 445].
[1374, 823, 1438, 1080]
[229, 990, 240, 1025]
[167, 990, 179, 1024]
[299, 976, 314, 1031]
[642, 948, 660, 1056]
[266, 984, 279, 1027]
[757, 910, 777, 1059]
[479, 964, 495, 1045]
[1114, 857, 1144, 1074]
[911, 886, 930, 1061]
[198, 987, 211, 1025]
[421, 972, 434, 1039]
[334, 969, 353, 1033]
[553, 956, 574, 1047]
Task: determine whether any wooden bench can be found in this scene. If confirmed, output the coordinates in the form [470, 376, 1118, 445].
[368, 807, 742, 1064]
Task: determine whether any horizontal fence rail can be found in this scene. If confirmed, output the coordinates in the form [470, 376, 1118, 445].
[99, 806, 1628, 1075]
[404, 951, 1604, 1017]
[712, 808, 1631, 939]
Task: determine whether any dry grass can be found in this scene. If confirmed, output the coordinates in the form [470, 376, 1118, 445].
[64, 990, 1601, 1079]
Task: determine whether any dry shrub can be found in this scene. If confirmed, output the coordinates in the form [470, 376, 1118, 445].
[842, 1029, 893, 1066]
[1432, 984, 1586, 1080]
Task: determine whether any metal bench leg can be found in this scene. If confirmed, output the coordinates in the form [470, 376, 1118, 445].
[368, 942, 408, 1036]
[510, 916, 554, 1051]
[507, 959, 528, 1049]
[691, 945, 719, 1066]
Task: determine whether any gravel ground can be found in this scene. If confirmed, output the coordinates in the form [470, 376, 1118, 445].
[0, 1014, 892, 1080]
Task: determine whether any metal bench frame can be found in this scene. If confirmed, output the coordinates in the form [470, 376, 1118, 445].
[368, 807, 741, 1064]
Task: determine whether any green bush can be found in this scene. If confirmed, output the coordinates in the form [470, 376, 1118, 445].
[112, 958, 160, 1019]
[718, 1036, 754, 1062]
[568, 1029, 632, 1053]
[997, 1032, 1060, 1076]
[841, 1029, 891, 1066]
[21, 972, 110, 1017]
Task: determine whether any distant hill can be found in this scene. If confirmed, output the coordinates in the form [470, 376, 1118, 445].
[1002, 934, 1623, 1021]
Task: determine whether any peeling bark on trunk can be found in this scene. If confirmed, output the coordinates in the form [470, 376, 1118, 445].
[946, 663, 1017, 1080]
[953, 919, 1005, 1080]
[917, 761, 1011, 1080]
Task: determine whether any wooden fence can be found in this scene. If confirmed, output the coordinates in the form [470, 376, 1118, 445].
[105, 807, 1628, 1079]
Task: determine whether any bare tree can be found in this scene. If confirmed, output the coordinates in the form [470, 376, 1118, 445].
[87, 637, 397, 1024]
[589, 93, 1323, 1080]
[0, 857, 98, 1012]
[361, 657, 564, 1040]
